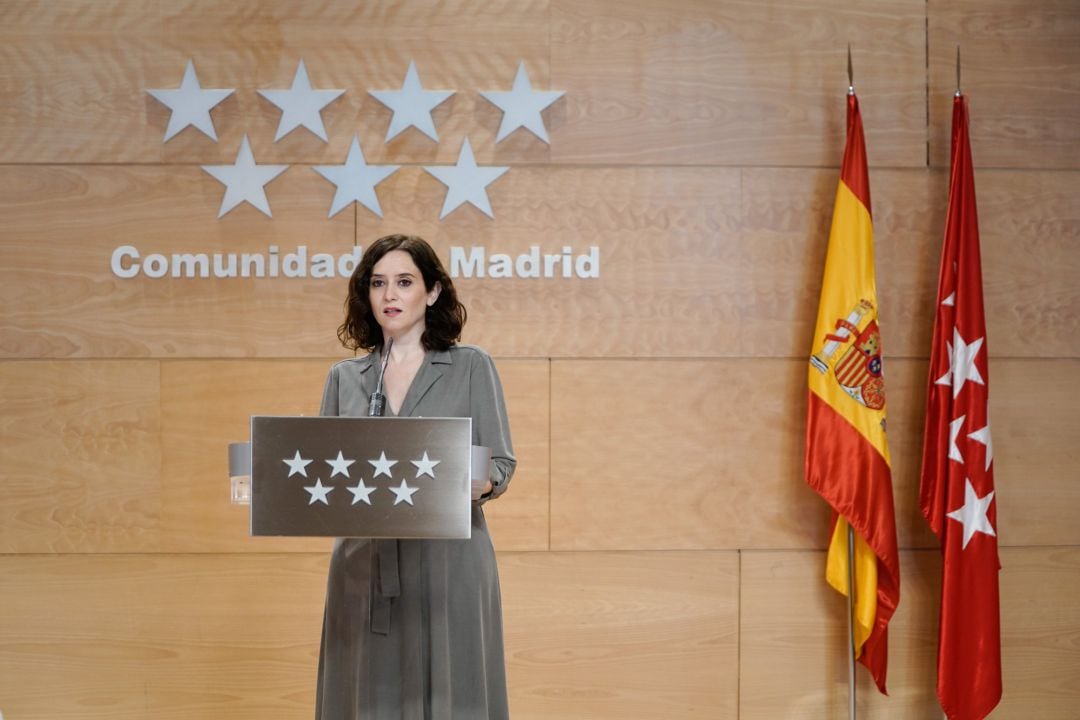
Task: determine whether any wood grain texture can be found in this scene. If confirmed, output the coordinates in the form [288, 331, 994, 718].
[0, 360, 160, 552]
[159, 357, 550, 553]
[740, 547, 1080, 719]
[0, 553, 328, 720]
[550, 0, 927, 167]
[0, 0, 553, 165]
[996, 546, 1080, 718]
[0, 165, 353, 358]
[928, 0, 1080, 169]
[549, 358, 1080, 552]
[500, 550, 739, 719]
[739, 549, 941, 719]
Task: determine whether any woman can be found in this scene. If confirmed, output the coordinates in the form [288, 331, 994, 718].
[315, 234, 516, 719]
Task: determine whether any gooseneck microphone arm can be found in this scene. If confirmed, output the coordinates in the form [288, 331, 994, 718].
[368, 337, 393, 417]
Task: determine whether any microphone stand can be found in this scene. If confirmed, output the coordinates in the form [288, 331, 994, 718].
[368, 337, 393, 417]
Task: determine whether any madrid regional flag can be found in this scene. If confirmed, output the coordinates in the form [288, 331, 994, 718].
[805, 91, 900, 694]
[919, 93, 1002, 720]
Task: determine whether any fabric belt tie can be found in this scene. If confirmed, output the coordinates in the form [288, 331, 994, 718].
[371, 539, 400, 635]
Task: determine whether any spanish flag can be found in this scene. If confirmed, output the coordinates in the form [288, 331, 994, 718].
[805, 91, 900, 693]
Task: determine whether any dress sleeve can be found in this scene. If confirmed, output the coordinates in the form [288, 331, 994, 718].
[470, 350, 516, 501]
[320, 364, 340, 417]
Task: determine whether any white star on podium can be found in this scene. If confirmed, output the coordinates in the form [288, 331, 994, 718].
[368, 451, 397, 478]
[314, 136, 399, 218]
[411, 451, 440, 478]
[369, 61, 454, 143]
[346, 480, 377, 506]
[480, 61, 565, 143]
[946, 479, 996, 549]
[147, 59, 234, 142]
[326, 451, 355, 478]
[304, 478, 335, 505]
[389, 479, 419, 506]
[424, 138, 509, 219]
[258, 59, 344, 142]
[283, 450, 313, 478]
[201, 135, 289, 218]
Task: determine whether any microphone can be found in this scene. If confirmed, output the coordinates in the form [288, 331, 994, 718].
[368, 337, 393, 417]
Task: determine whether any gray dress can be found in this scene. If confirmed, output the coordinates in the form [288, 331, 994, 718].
[315, 345, 516, 720]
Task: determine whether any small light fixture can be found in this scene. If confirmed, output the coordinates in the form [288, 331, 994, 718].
[228, 442, 252, 504]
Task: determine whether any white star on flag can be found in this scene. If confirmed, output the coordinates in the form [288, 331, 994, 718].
[147, 59, 234, 142]
[424, 138, 509, 219]
[946, 478, 996, 549]
[935, 329, 986, 398]
[304, 478, 335, 505]
[368, 451, 397, 478]
[411, 451, 440, 478]
[968, 421, 994, 471]
[201, 135, 289, 218]
[346, 480, 377, 506]
[313, 136, 399, 218]
[258, 59, 345, 142]
[389, 479, 419, 506]
[325, 451, 355, 478]
[948, 415, 967, 463]
[480, 61, 565, 143]
[369, 61, 454, 143]
[283, 450, 313, 478]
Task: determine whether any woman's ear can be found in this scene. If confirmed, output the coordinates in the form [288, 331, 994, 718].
[427, 281, 442, 306]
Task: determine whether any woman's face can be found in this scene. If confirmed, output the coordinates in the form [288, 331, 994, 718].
[368, 249, 440, 341]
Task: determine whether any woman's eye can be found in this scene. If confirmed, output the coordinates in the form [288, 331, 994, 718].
[399, 279, 412, 287]
[371, 279, 384, 288]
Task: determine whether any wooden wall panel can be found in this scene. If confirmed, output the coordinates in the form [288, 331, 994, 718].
[0, 0, 553, 165]
[4, 163, 1077, 360]
[996, 546, 1080, 718]
[0, 165, 353, 358]
[550, 358, 1080, 552]
[740, 547, 1080, 719]
[159, 358, 549, 553]
[739, 550, 941, 719]
[0, 554, 327, 720]
[0, 361, 160, 553]
[501, 551, 739, 719]
[550, 0, 927, 167]
[928, 0, 1080, 169]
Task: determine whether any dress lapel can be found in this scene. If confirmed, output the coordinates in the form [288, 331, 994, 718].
[397, 348, 451, 417]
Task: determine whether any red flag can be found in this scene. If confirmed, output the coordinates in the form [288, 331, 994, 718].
[806, 92, 900, 694]
[920, 94, 1002, 719]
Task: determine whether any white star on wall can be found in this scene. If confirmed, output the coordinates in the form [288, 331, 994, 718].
[411, 451, 440, 478]
[258, 59, 345, 142]
[946, 478, 996, 549]
[368, 451, 397, 478]
[389, 479, 419, 506]
[283, 450, 313, 478]
[147, 59, 235, 143]
[304, 478, 335, 505]
[201, 135, 289, 218]
[424, 138, 509, 219]
[313, 136, 399, 218]
[935, 329, 986, 398]
[325, 451, 356, 478]
[346, 480, 377, 506]
[369, 61, 455, 143]
[480, 61, 565, 143]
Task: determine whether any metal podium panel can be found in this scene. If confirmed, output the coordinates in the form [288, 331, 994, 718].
[250, 416, 472, 539]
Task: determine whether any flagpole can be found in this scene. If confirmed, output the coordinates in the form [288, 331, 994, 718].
[845, 45, 857, 720]
[847, 523, 857, 720]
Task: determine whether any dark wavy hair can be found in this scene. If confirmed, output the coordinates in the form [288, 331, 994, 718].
[337, 234, 466, 352]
